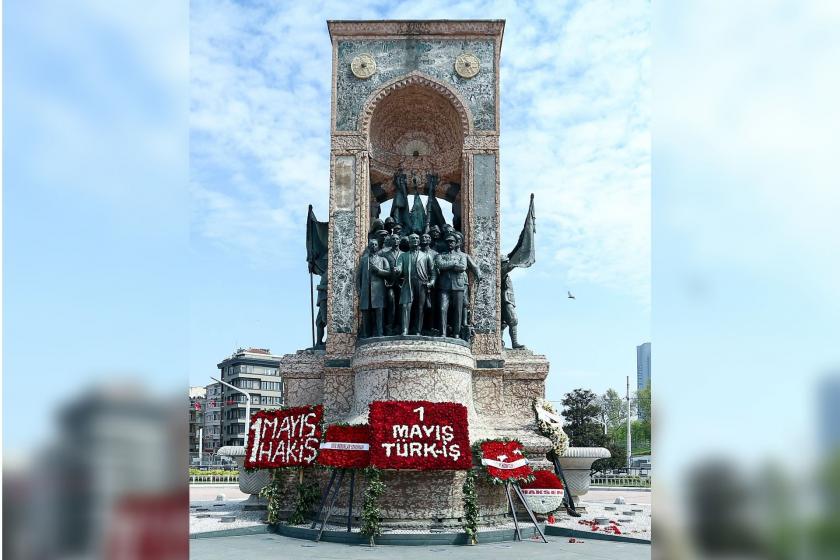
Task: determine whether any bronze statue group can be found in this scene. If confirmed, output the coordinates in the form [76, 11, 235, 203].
[308, 173, 537, 349]
[358, 219, 480, 340]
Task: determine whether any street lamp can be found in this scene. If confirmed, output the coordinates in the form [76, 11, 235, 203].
[211, 376, 252, 448]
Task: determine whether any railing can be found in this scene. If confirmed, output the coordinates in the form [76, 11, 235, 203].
[591, 474, 651, 488]
[189, 474, 240, 484]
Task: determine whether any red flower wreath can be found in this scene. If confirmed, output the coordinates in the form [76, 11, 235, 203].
[368, 400, 472, 470]
[317, 424, 371, 469]
[520, 469, 565, 513]
[478, 439, 534, 483]
[521, 469, 564, 490]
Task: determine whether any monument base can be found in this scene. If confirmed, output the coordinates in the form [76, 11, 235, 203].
[266, 338, 554, 524]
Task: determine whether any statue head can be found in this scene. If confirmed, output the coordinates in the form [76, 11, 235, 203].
[429, 225, 441, 239]
[368, 239, 379, 254]
[445, 233, 458, 252]
[453, 232, 464, 250]
[384, 216, 395, 232]
[420, 233, 431, 248]
[370, 218, 384, 235]
[443, 224, 455, 237]
[375, 229, 388, 247]
[392, 223, 403, 236]
[384, 235, 396, 249]
[408, 233, 420, 249]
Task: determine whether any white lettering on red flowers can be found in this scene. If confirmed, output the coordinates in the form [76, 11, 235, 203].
[244, 405, 323, 469]
[369, 401, 472, 470]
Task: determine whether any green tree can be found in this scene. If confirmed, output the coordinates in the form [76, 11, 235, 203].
[561, 389, 607, 448]
[637, 385, 651, 421]
[598, 388, 628, 433]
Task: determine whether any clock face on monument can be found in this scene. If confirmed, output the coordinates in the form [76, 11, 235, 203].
[454, 52, 480, 79]
[350, 53, 376, 79]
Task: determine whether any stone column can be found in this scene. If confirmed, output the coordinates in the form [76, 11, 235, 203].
[325, 135, 369, 360]
[463, 135, 502, 357]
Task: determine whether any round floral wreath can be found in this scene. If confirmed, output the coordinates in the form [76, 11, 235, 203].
[475, 438, 534, 484]
[520, 469, 565, 514]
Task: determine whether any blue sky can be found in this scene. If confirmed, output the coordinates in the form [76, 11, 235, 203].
[189, 0, 651, 404]
[7, 0, 837, 482]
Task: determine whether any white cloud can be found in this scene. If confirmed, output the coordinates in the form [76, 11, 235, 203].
[191, 1, 651, 301]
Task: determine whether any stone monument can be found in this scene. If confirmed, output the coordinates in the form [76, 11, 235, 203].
[272, 19, 558, 527]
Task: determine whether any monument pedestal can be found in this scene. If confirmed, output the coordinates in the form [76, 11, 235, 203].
[271, 338, 553, 525]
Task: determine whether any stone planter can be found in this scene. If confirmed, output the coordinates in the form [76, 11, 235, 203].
[556, 447, 611, 510]
[218, 446, 270, 505]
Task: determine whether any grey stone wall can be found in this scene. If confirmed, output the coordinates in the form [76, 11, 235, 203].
[472, 154, 498, 333]
[336, 39, 496, 131]
[329, 155, 357, 335]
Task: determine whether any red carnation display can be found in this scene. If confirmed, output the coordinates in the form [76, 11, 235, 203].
[369, 400, 472, 470]
[317, 424, 371, 469]
[521, 469, 564, 490]
[479, 440, 533, 483]
[520, 469, 565, 514]
[244, 405, 323, 469]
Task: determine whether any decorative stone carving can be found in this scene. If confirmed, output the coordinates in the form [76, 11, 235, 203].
[463, 134, 499, 151]
[454, 52, 481, 78]
[350, 53, 377, 79]
[331, 134, 368, 152]
[336, 39, 495, 131]
[328, 20, 505, 39]
[360, 72, 473, 137]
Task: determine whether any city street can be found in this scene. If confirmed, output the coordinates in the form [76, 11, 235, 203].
[190, 532, 651, 560]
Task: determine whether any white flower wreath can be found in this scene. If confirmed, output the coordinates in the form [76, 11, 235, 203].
[533, 398, 569, 455]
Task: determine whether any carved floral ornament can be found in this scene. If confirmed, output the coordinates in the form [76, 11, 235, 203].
[350, 53, 377, 79]
[359, 73, 473, 180]
[359, 72, 473, 137]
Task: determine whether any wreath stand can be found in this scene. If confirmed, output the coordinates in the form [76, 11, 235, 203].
[310, 468, 356, 541]
[504, 480, 549, 543]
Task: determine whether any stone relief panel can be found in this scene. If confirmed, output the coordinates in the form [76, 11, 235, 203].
[328, 211, 356, 334]
[336, 39, 496, 131]
[332, 155, 356, 211]
[472, 153, 498, 333]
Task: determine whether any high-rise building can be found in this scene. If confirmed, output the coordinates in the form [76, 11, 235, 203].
[203, 382, 223, 454]
[217, 348, 284, 446]
[637, 342, 651, 417]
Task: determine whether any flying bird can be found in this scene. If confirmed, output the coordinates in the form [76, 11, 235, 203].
[567, 291, 575, 299]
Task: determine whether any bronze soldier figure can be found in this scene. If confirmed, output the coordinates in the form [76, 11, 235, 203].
[500, 255, 525, 348]
[435, 233, 476, 339]
[356, 239, 391, 338]
[378, 234, 401, 334]
[395, 233, 438, 335]
[315, 274, 328, 348]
